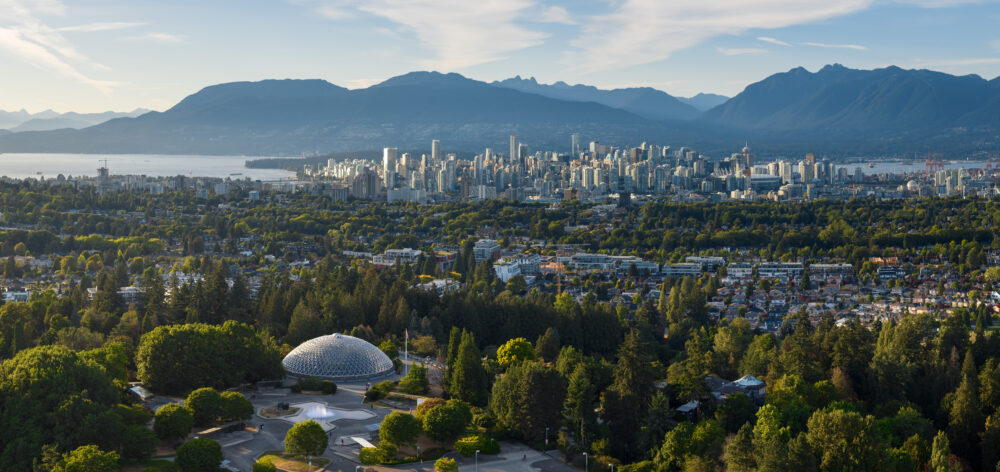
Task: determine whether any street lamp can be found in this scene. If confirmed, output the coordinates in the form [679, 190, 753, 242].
[545, 426, 550, 447]
[608, 463, 614, 472]
[475, 450, 480, 472]
[583, 452, 588, 472]
[416, 445, 421, 463]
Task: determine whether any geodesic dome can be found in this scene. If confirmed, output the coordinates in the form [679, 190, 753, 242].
[282, 333, 394, 382]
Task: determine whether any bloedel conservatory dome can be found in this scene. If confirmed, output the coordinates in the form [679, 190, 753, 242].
[282, 333, 394, 382]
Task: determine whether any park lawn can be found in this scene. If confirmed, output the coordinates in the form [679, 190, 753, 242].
[259, 451, 331, 472]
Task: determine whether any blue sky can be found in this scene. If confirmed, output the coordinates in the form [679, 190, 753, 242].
[1, 0, 998, 113]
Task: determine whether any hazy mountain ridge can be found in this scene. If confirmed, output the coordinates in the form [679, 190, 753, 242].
[702, 64, 1000, 132]
[0, 108, 149, 132]
[678, 93, 730, 111]
[491, 76, 702, 121]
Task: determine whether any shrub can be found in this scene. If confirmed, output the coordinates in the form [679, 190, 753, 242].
[435, 457, 458, 472]
[454, 434, 500, 456]
[297, 377, 324, 391]
[359, 447, 382, 465]
[359, 442, 398, 464]
[253, 457, 277, 472]
[618, 461, 654, 472]
[472, 409, 495, 429]
[321, 380, 338, 394]
[365, 381, 395, 402]
[415, 398, 446, 420]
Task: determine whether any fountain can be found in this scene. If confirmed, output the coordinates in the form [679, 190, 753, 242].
[302, 403, 338, 420]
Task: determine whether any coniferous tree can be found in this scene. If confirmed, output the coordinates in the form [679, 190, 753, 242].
[947, 353, 982, 460]
[930, 431, 961, 472]
[450, 330, 489, 406]
[724, 423, 756, 472]
[444, 327, 461, 394]
[982, 414, 1000, 472]
[603, 329, 656, 461]
[139, 267, 165, 320]
[562, 364, 595, 448]
[535, 327, 560, 363]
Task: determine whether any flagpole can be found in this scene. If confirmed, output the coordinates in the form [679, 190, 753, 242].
[404, 329, 409, 377]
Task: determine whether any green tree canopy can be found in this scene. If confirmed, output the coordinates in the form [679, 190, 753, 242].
[51, 445, 119, 472]
[380, 412, 422, 446]
[154, 403, 194, 442]
[175, 438, 223, 472]
[497, 337, 536, 368]
[285, 420, 328, 460]
[186, 387, 223, 426]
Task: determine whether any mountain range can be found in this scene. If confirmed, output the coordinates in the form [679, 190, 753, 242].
[491, 76, 710, 120]
[0, 65, 998, 156]
[0, 109, 149, 132]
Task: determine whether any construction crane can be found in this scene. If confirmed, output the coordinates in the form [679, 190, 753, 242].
[925, 152, 944, 174]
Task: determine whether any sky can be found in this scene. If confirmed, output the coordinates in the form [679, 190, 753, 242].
[1, 0, 999, 113]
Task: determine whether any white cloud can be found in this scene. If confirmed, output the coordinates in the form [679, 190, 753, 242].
[0, 27, 116, 93]
[539, 6, 576, 25]
[802, 41, 868, 50]
[757, 36, 791, 46]
[315, 5, 354, 19]
[140, 32, 184, 43]
[57, 22, 147, 32]
[299, 0, 546, 70]
[0, 0, 115, 92]
[717, 47, 769, 56]
[565, 0, 874, 72]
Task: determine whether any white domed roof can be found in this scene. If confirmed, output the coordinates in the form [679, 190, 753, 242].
[282, 333, 394, 381]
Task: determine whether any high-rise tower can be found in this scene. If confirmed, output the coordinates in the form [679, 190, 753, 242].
[431, 140, 441, 163]
[509, 134, 518, 166]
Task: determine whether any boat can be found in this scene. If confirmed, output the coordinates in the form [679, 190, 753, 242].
[867, 163, 875, 168]
[230, 173, 243, 176]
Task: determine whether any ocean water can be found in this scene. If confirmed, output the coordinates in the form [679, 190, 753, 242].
[0, 153, 296, 180]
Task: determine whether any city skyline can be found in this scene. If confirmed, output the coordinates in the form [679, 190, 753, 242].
[0, 0, 998, 113]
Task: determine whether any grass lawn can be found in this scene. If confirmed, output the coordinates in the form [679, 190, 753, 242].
[259, 451, 331, 472]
